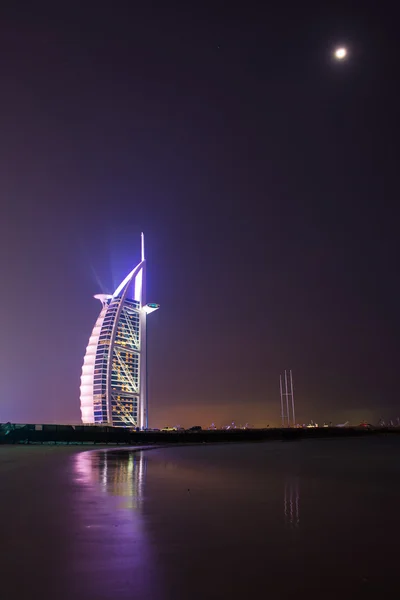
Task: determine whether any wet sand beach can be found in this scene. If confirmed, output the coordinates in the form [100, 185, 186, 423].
[1, 438, 399, 599]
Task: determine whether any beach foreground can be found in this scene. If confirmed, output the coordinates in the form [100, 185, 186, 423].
[1, 438, 399, 599]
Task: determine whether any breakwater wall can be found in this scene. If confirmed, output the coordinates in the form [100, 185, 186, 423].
[0, 423, 397, 445]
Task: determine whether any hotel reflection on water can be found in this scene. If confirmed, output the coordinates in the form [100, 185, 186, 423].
[75, 450, 147, 509]
[75, 451, 301, 526]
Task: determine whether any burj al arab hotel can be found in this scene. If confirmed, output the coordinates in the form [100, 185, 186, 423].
[80, 234, 159, 429]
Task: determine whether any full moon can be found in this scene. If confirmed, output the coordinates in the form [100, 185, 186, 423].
[334, 47, 347, 60]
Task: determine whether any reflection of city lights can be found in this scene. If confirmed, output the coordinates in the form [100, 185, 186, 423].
[284, 478, 300, 527]
[74, 450, 146, 509]
[72, 449, 159, 599]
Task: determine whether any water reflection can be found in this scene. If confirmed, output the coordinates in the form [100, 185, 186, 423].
[72, 450, 162, 600]
[69, 442, 400, 598]
[74, 449, 146, 509]
[284, 477, 300, 528]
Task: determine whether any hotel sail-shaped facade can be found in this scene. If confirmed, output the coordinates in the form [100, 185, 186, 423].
[80, 234, 159, 428]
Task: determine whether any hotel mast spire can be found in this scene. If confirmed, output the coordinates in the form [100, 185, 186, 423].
[141, 231, 145, 262]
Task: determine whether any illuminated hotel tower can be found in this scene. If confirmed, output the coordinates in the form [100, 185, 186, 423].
[80, 233, 159, 429]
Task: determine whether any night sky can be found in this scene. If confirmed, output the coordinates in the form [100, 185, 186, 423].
[1, 2, 399, 427]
